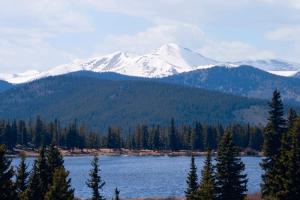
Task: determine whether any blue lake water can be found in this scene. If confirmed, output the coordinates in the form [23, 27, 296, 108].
[11, 155, 263, 199]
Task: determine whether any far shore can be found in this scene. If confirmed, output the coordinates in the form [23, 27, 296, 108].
[6, 146, 264, 158]
[73, 192, 262, 200]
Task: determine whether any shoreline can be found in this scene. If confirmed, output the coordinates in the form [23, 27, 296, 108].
[73, 192, 262, 200]
[6, 147, 264, 158]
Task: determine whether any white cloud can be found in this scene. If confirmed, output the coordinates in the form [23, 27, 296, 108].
[94, 22, 206, 55]
[265, 26, 300, 41]
[0, 0, 93, 73]
[96, 21, 275, 62]
[198, 41, 275, 62]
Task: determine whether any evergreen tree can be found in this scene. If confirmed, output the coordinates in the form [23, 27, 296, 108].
[47, 140, 64, 185]
[275, 118, 300, 199]
[196, 149, 216, 200]
[0, 144, 15, 200]
[78, 123, 86, 152]
[4, 122, 13, 151]
[11, 119, 18, 148]
[23, 160, 40, 200]
[133, 124, 141, 150]
[33, 116, 43, 148]
[25, 142, 49, 200]
[190, 121, 203, 151]
[153, 124, 160, 150]
[185, 154, 199, 200]
[260, 90, 286, 198]
[114, 187, 120, 200]
[215, 131, 248, 200]
[86, 155, 106, 200]
[287, 107, 297, 131]
[168, 117, 178, 151]
[15, 151, 29, 199]
[249, 126, 263, 151]
[44, 167, 74, 200]
[17, 120, 27, 147]
[126, 130, 132, 150]
[266, 132, 288, 199]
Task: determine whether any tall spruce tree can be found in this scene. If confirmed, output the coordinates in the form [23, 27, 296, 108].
[215, 131, 248, 200]
[23, 160, 40, 200]
[196, 149, 216, 200]
[168, 117, 178, 151]
[185, 154, 199, 200]
[47, 140, 64, 186]
[190, 121, 203, 151]
[25, 142, 49, 200]
[275, 117, 300, 199]
[287, 107, 297, 132]
[0, 144, 15, 200]
[86, 155, 106, 200]
[44, 167, 74, 200]
[15, 151, 29, 199]
[260, 90, 286, 198]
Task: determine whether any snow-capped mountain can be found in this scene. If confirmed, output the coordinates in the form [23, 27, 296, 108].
[1, 44, 219, 84]
[1, 43, 300, 84]
[233, 59, 300, 77]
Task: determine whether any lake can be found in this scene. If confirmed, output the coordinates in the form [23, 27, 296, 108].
[11, 155, 263, 199]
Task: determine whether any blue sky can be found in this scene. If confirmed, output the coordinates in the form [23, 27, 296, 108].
[1, 0, 300, 73]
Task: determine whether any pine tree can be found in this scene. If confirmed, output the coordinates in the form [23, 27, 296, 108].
[24, 142, 49, 200]
[196, 149, 216, 200]
[168, 117, 178, 151]
[190, 121, 203, 151]
[33, 116, 43, 148]
[260, 90, 286, 198]
[185, 154, 199, 200]
[276, 117, 300, 199]
[215, 131, 248, 200]
[44, 167, 74, 200]
[17, 120, 27, 147]
[287, 107, 297, 132]
[12, 119, 18, 149]
[22, 160, 40, 200]
[86, 155, 106, 200]
[15, 151, 29, 199]
[126, 131, 132, 150]
[0, 144, 15, 200]
[115, 187, 120, 200]
[47, 140, 64, 186]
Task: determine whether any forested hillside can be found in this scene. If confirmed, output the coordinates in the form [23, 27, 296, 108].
[157, 65, 300, 105]
[66, 66, 300, 105]
[0, 75, 274, 132]
[0, 79, 13, 93]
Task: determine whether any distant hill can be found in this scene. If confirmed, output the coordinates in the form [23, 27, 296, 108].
[65, 66, 300, 105]
[0, 75, 273, 132]
[0, 79, 13, 93]
[157, 66, 300, 105]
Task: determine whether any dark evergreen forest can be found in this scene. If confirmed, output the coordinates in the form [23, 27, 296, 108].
[0, 75, 277, 132]
[0, 116, 267, 152]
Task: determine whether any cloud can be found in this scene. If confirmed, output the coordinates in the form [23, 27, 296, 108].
[96, 21, 275, 62]
[94, 22, 206, 55]
[198, 41, 275, 62]
[0, 0, 93, 73]
[265, 26, 300, 41]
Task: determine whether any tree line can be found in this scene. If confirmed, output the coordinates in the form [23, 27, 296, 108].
[1, 106, 298, 152]
[0, 116, 269, 152]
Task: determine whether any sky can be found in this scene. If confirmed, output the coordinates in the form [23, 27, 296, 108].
[1, 0, 300, 73]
